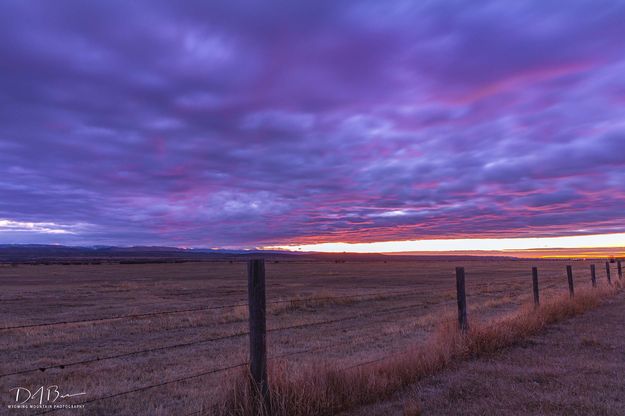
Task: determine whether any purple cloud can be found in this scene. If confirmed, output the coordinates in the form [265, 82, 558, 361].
[1, 0, 625, 247]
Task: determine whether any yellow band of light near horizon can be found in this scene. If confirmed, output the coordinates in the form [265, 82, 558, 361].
[263, 232, 625, 253]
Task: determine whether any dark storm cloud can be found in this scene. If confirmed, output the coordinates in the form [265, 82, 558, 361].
[1, 0, 625, 247]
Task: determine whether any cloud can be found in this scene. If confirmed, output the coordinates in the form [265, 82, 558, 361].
[0, 0, 625, 247]
[0, 219, 80, 234]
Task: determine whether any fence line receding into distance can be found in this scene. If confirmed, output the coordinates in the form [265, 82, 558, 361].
[1, 257, 620, 415]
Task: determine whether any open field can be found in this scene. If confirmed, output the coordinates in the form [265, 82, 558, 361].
[346, 290, 625, 416]
[0, 258, 619, 415]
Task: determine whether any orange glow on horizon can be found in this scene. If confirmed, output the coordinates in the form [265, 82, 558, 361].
[263, 232, 625, 255]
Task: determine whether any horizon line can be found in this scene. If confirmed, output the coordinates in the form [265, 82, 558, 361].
[262, 232, 625, 254]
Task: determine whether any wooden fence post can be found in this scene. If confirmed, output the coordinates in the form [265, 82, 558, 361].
[248, 259, 271, 414]
[591, 264, 597, 288]
[566, 265, 574, 298]
[618, 260, 623, 280]
[606, 262, 612, 285]
[532, 267, 540, 307]
[456, 267, 469, 333]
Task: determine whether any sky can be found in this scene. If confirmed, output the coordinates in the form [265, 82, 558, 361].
[1, 1, 625, 253]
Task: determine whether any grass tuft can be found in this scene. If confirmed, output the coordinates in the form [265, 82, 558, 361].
[215, 285, 619, 416]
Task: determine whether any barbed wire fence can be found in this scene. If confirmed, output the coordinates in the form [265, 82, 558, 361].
[0, 258, 621, 415]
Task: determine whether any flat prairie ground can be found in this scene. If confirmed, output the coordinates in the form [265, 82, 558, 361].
[0, 259, 617, 415]
[346, 289, 625, 416]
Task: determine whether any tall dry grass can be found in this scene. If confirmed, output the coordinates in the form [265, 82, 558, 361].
[214, 284, 620, 416]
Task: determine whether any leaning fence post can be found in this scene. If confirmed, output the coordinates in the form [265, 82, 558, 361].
[247, 259, 271, 414]
[618, 260, 623, 280]
[606, 262, 612, 285]
[532, 267, 540, 307]
[566, 265, 574, 298]
[456, 267, 468, 332]
[591, 264, 597, 288]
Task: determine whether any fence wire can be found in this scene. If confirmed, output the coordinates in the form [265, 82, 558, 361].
[16, 262, 607, 415]
[1, 301, 427, 379]
[1, 288, 421, 331]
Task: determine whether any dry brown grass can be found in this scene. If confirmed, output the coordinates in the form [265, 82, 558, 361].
[2, 259, 617, 414]
[216, 284, 619, 416]
[402, 398, 422, 416]
[218, 290, 414, 324]
[218, 291, 363, 323]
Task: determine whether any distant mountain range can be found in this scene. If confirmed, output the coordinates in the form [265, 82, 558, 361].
[0, 244, 520, 264]
[0, 244, 292, 263]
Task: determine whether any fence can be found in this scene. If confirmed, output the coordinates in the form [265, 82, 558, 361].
[245, 258, 622, 414]
[0, 258, 622, 415]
